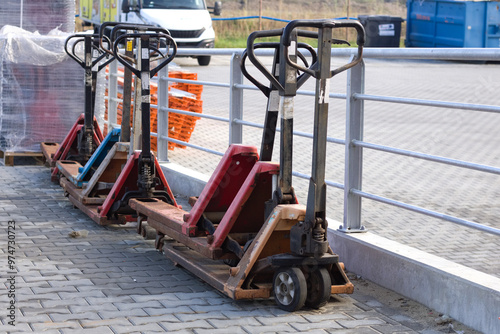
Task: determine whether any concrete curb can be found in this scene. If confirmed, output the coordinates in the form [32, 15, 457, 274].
[328, 230, 500, 334]
[160, 161, 500, 334]
[161, 161, 208, 197]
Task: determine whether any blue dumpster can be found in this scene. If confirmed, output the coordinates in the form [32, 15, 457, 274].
[406, 0, 500, 47]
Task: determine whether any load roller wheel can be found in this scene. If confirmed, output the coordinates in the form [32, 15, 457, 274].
[273, 267, 307, 311]
[141, 224, 157, 240]
[305, 267, 331, 309]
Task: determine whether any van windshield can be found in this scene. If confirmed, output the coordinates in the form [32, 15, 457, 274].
[142, 0, 206, 10]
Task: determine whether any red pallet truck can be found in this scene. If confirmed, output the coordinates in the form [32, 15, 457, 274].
[41, 33, 114, 181]
[65, 26, 180, 225]
[129, 19, 365, 311]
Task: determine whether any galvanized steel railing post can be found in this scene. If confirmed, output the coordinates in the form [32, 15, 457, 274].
[108, 59, 118, 129]
[341, 57, 366, 233]
[157, 65, 170, 162]
[229, 53, 244, 144]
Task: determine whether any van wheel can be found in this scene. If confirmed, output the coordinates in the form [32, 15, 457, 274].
[197, 56, 211, 66]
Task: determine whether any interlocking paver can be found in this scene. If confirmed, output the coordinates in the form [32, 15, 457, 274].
[80, 318, 132, 328]
[161, 319, 214, 331]
[327, 328, 381, 334]
[256, 314, 309, 325]
[176, 311, 228, 322]
[337, 318, 388, 328]
[31, 320, 81, 332]
[110, 323, 166, 333]
[129, 314, 179, 325]
[208, 317, 261, 328]
[291, 320, 344, 331]
[99, 305, 148, 319]
[145, 306, 193, 316]
[60, 326, 115, 334]
[0, 323, 33, 333]
[243, 323, 298, 333]
[195, 327, 248, 334]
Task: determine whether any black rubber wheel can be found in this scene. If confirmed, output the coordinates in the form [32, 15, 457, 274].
[197, 56, 211, 66]
[273, 267, 307, 311]
[305, 267, 331, 309]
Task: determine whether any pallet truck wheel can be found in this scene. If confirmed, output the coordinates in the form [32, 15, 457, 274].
[305, 267, 331, 309]
[273, 267, 307, 312]
[142, 225, 157, 240]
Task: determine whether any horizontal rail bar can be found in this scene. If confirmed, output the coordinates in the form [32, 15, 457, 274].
[351, 189, 500, 237]
[353, 140, 500, 175]
[160, 76, 231, 88]
[292, 171, 345, 190]
[355, 94, 500, 114]
[160, 107, 230, 123]
[225, 83, 347, 100]
[159, 135, 224, 156]
[172, 48, 500, 61]
[234, 119, 345, 145]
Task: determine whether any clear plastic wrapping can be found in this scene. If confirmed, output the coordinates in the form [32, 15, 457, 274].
[0, 25, 100, 152]
[0, 0, 75, 34]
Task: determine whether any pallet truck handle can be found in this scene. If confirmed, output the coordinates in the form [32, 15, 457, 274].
[96, 35, 116, 71]
[241, 43, 317, 97]
[246, 29, 285, 92]
[65, 34, 110, 70]
[110, 23, 166, 49]
[245, 32, 319, 95]
[113, 31, 177, 78]
[109, 24, 174, 68]
[98, 22, 157, 57]
[282, 19, 365, 78]
[65, 34, 87, 68]
[241, 43, 279, 97]
[99, 21, 124, 56]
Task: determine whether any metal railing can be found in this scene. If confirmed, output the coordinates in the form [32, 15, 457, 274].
[106, 47, 500, 238]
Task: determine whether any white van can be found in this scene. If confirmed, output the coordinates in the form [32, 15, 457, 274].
[79, 0, 221, 65]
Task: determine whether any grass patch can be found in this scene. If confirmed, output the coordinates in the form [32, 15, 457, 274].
[213, 0, 406, 48]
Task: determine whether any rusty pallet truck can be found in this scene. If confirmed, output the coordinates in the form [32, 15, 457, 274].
[129, 19, 365, 311]
[41, 33, 113, 181]
[65, 26, 179, 225]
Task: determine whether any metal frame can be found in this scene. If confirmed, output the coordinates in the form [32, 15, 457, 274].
[106, 47, 500, 238]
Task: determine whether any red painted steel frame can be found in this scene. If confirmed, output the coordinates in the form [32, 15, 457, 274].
[209, 161, 280, 250]
[182, 145, 259, 236]
[98, 151, 178, 218]
[50, 114, 104, 180]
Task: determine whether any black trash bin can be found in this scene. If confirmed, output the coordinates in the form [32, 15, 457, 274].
[358, 15, 404, 47]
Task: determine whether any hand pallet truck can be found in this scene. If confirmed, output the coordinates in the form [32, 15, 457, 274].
[41, 33, 117, 182]
[56, 23, 139, 197]
[129, 19, 365, 311]
[63, 26, 179, 225]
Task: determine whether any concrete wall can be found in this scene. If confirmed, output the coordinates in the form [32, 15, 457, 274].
[329, 231, 500, 334]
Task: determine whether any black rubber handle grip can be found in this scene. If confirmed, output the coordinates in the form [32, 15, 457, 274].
[282, 19, 365, 78]
[245, 29, 320, 93]
[113, 32, 177, 78]
[241, 42, 280, 97]
[65, 33, 108, 69]
[246, 29, 285, 92]
[99, 21, 124, 56]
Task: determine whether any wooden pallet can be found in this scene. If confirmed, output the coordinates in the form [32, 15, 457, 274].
[0, 150, 44, 166]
